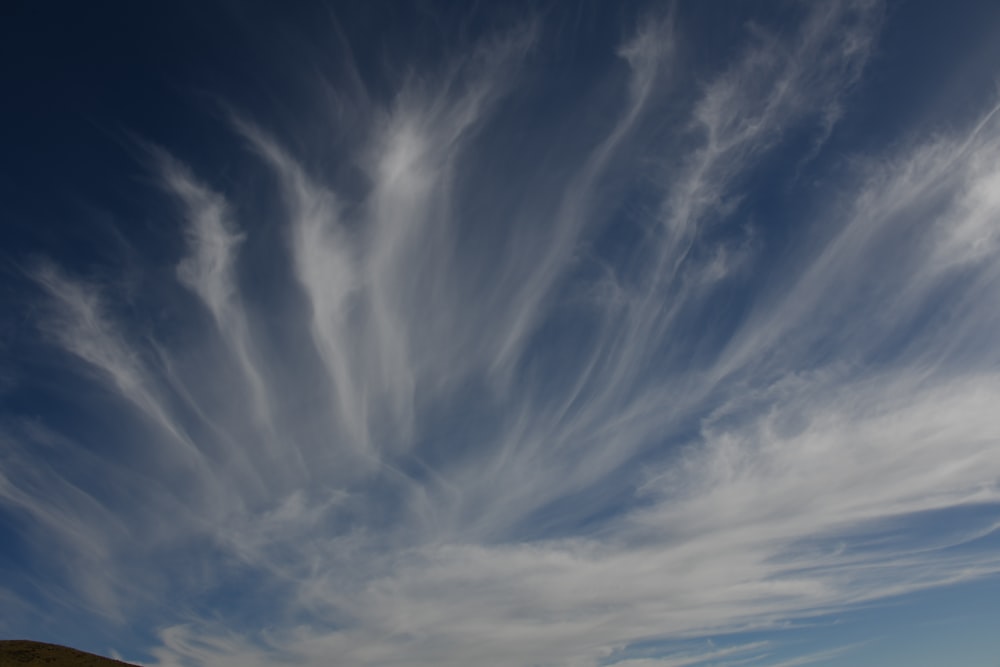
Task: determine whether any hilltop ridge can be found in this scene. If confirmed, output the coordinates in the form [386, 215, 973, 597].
[0, 641, 139, 667]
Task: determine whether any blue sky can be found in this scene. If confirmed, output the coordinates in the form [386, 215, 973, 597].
[2, 1, 1000, 665]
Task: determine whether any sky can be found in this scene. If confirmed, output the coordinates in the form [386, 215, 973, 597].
[2, 1, 1000, 665]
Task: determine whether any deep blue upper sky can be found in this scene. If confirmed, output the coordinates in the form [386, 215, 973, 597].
[3, 2, 1000, 666]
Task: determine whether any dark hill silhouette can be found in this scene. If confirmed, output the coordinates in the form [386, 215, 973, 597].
[0, 641, 139, 667]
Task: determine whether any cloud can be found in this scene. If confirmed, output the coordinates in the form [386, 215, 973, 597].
[155, 149, 287, 469]
[3, 2, 1000, 667]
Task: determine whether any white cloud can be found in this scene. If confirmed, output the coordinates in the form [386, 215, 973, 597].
[6, 2, 1000, 667]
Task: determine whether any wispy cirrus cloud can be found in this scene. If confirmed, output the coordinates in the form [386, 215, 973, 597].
[2, 1, 999, 666]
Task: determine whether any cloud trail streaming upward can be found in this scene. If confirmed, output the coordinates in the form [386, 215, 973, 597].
[2, 1, 1000, 665]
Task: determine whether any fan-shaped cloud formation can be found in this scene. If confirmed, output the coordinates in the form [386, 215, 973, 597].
[2, 1, 1000, 665]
